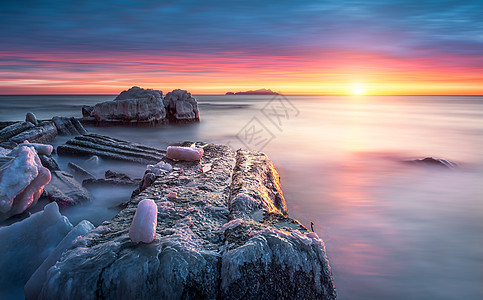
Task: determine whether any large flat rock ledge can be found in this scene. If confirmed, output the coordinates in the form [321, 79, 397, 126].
[38, 144, 336, 299]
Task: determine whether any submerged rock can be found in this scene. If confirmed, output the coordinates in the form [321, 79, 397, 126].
[67, 162, 95, 181]
[82, 170, 140, 187]
[43, 170, 90, 207]
[57, 133, 166, 165]
[0, 146, 51, 221]
[408, 157, 456, 169]
[38, 144, 336, 299]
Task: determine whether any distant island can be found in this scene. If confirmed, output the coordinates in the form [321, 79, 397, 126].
[226, 88, 279, 95]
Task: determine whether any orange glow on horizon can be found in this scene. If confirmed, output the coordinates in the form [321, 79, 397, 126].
[0, 50, 482, 95]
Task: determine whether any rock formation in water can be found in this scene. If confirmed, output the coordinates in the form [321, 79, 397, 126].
[225, 88, 279, 95]
[57, 133, 167, 164]
[37, 143, 336, 299]
[163, 89, 200, 121]
[90, 86, 166, 124]
[81, 86, 200, 124]
[407, 157, 456, 169]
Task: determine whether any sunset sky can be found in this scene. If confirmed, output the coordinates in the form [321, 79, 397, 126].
[1, 0, 482, 95]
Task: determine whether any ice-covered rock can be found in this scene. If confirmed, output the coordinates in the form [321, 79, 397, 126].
[164, 89, 200, 121]
[13, 141, 53, 156]
[24, 220, 94, 300]
[129, 199, 158, 243]
[0, 202, 72, 292]
[90, 86, 166, 123]
[37, 144, 336, 299]
[0, 145, 51, 221]
[166, 146, 203, 161]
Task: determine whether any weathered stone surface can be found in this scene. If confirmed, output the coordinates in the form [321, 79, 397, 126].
[39, 144, 336, 299]
[39, 154, 60, 171]
[57, 133, 166, 164]
[164, 89, 200, 121]
[88, 86, 166, 124]
[42, 170, 90, 207]
[0, 122, 35, 141]
[9, 121, 57, 144]
[52, 116, 87, 136]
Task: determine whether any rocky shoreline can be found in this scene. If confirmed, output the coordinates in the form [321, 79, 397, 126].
[0, 86, 337, 299]
[37, 143, 337, 299]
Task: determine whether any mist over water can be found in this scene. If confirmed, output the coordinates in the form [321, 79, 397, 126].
[1, 94, 482, 299]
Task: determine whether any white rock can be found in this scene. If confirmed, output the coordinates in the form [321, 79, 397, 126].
[15, 142, 53, 156]
[0, 146, 51, 221]
[166, 146, 203, 161]
[129, 199, 158, 243]
[24, 219, 94, 300]
[0, 202, 72, 292]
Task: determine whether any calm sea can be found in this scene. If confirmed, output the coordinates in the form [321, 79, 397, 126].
[1, 94, 482, 299]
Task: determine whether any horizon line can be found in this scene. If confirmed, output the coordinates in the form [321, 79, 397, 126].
[0, 93, 482, 97]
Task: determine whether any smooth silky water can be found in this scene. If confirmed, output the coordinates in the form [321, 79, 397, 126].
[0, 94, 481, 299]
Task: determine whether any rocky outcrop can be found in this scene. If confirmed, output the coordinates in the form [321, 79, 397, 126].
[81, 86, 200, 125]
[0, 121, 58, 144]
[57, 133, 166, 164]
[9, 121, 58, 144]
[164, 89, 200, 121]
[38, 143, 336, 299]
[85, 86, 166, 124]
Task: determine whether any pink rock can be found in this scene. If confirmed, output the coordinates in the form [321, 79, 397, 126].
[0, 146, 51, 221]
[129, 199, 158, 243]
[167, 190, 177, 199]
[10, 166, 51, 216]
[166, 146, 203, 161]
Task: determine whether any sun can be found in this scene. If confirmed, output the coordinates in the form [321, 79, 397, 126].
[351, 84, 365, 95]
